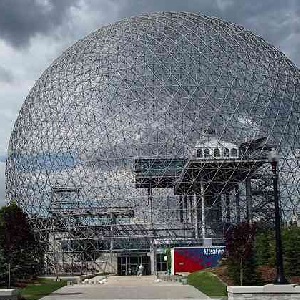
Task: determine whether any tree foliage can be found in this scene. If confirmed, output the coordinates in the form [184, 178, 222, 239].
[225, 223, 300, 285]
[224, 222, 261, 285]
[282, 226, 300, 277]
[254, 229, 275, 267]
[0, 202, 42, 285]
[255, 226, 300, 278]
[0, 247, 6, 282]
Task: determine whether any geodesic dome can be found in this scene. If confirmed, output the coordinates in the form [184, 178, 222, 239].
[6, 12, 300, 255]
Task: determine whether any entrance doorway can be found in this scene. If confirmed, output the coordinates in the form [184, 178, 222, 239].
[117, 254, 150, 275]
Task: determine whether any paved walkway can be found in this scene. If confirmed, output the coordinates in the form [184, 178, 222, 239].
[41, 275, 212, 299]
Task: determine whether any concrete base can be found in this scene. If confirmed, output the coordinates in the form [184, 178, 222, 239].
[0, 289, 20, 300]
[227, 284, 300, 300]
[39, 275, 210, 299]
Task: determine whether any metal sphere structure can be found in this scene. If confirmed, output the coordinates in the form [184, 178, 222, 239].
[6, 12, 300, 274]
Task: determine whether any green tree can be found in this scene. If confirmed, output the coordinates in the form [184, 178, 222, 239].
[254, 226, 300, 280]
[255, 230, 275, 267]
[0, 202, 42, 285]
[282, 227, 300, 277]
[0, 247, 7, 285]
[224, 222, 261, 285]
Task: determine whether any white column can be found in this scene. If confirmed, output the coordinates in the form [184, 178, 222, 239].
[150, 241, 157, 275]
[194, 194, 199, 239]
[201, 181, 206, 239]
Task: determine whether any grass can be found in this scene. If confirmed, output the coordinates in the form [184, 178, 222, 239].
[187, 270, 227, 298]
[20, 278, 67, 300]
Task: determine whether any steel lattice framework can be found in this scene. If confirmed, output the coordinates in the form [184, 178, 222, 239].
[5, 12, 300, 275]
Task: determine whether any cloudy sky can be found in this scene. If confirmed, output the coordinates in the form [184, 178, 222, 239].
[0, 0, 300, 206]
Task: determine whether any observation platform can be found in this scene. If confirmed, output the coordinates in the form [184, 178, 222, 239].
[134, 136, 272, 193]
[134, 158, 185, 188]
[134, 157, 268, 194]
[174, 158, 268, 194]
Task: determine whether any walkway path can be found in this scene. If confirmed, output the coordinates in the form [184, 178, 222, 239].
[41, 275, 212, 299]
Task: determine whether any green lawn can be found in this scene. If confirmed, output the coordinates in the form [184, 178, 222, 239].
[20, 278, 67, 300]
[187, 271, 227, 298]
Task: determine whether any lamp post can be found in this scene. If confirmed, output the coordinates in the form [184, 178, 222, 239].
[268, 148, 288, 284]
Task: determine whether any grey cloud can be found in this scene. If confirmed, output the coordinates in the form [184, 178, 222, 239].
[115, 0, 299, 37]
[0, 66, 13, 82]
[112, 0, 221, 19]
[0, 0, 80, 47]
[111, 0, 294, 23]
[2, 0, 300, 66]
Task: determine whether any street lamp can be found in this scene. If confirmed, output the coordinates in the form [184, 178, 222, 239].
[268, 148, 288, 284]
